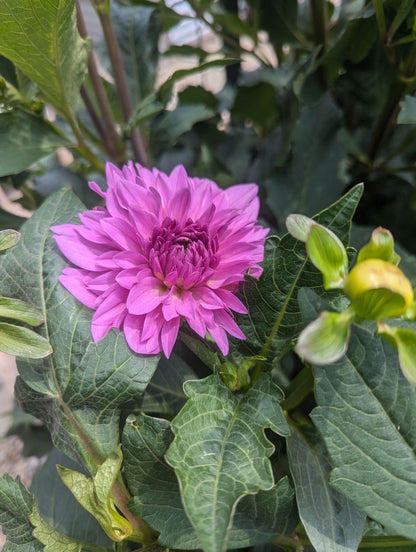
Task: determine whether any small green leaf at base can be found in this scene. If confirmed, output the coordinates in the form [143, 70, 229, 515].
[58, 448, 133, 542]
[0, 323, 52, 358]
[296, 309, 355, 365]
[0, 297, 44, 326]
[378, 323, 416, 385]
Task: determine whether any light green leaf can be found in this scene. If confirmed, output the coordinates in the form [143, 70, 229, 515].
[0, 474, 42, 552]
[30, 505, 82, 552]
[378, 323, 416, 385]
[287, 425, 365, 552]
[0, 323, 52, 358]
[31, 448, 111, 548]
[312, 325, 416, 540]
[0, 229, 20, 251]
[165, 373, 289, 552]
[296, 305, 354, 365]
[285, 213, 314, 242]
[306, 224, 349, 289]
[0, 188, 159, 471]
[0, 297, 44, 326]
[398, 95, 416, 124]
[0, 110, 70, 177]
[0, 0, 89, 118]
[58, 448, 133, 542]
[230, 184, 363, 365]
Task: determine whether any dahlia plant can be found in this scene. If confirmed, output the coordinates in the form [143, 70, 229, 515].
[1, 1, 416, 552]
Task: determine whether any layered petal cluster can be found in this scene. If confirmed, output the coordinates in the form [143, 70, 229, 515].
[51, 162, 268, 357]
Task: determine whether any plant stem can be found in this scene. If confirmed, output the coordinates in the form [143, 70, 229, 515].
[373, 0, 387, 41]
[281, 364, 314, 412]
[369, 40, 416, 162]
[309, 0, 328, 88]
[91, 0, 150, 166]
[76, 1, 125, 162]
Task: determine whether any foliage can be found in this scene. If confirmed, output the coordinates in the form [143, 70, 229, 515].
[0, 1, 416, 552]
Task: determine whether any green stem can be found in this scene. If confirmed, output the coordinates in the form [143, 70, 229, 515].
[281, 364, 314, 412]
[91, 0, 150, 166]
[309, 0, 328, 86]
[373, 0, 387, 41]
[77, 1, 125, 162]
[359, 536, 416, 548]
[369, 40, 416, 162]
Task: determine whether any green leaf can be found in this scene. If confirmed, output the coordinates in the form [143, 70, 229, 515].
[398, 95, 416, 124]
[0, 297, 44, 326]
[123, 411, 297, 550]
[265, 94, 348, 228]
[30, 505, 82, 552]
[58, 448, 133, 541]
[0, 323, 52, 358]
[110, 1, 161, 106]
[287, 425, 365, 552]
[165, 373, 289, 552]
[0, 110, 70, 177]
[0, 474, 42, 552]
[312, 325, 416, 540]
[0, 188, 159, 471]
[296, 295, 354, 365]
[30, 448, 111, 548]
[230, 184, 363, 365]
[123, 413, 199, 549]
[378, 323, 416, 385]
[0, 229, 20, 251]
[306, 224, 349, 289]
[0, 0, 89, 118]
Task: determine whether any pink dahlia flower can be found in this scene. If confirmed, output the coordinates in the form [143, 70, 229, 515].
[51, 163, 268, 357]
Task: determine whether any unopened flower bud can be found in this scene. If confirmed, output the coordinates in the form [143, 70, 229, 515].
[344, 259, 413, 320]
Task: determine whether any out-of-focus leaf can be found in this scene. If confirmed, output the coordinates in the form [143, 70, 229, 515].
[0, 298, 44, 326]
[398, 95, 416, 124]
[230, 184, 362, 365]
[288, 425, 365, 552]
[312, 325, 416, 540]
[0, 474, 42, 552]
[166, 373, 289, 552]
[0, 0, 89, 118]
[266, 94, 348, 227]
[0, 111, 70, 177]
[0, 189, 159, 472]
[231, 82, 278, 134]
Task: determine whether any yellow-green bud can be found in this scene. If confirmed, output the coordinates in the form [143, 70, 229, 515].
[344, 259, 413, 320]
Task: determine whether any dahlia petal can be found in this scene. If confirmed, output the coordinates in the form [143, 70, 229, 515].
[170, 188, 191, 225]
[91, 323, 112, 342]
[214, 310, 246, 340]
[59, 269, 97, 309]
[223, 183, 259, 211]
[88, 180, 106, 199]
[187, 315, 206, 338]
[53, 233, 109, 271]
[161, 317, 180, 358]
[193, 287, 225, 310]
[215, 288, 248, 314]
[93, 287, 128, 325]
[116, 268, 139, 289]
[208, 324, 229, 355]
[113, 250, 148, 269]
[123, 313, 146, 352]
[100, 217, 140, 251]
[127, 277, 169, 315]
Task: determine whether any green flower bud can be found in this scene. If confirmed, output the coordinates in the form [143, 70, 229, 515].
[357, 226, 400, 265]
[344, 259, 413, 320]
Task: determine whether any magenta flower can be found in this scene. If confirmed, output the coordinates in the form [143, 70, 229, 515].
[51, 163, 268, 357]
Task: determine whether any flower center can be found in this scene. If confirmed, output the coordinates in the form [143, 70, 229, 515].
[147, 217, 219, 289]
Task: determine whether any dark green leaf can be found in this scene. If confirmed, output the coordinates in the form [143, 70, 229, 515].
[165, 373, 289, 552]
[0, 474, 42, 552]
[230, 184, 363, 365]
[111, 1, 161, 106]
[0, 111, 70, 177]
[0, 188, 159, 471]
[0, 0, 89, 118]
[287, 425, 365, 552]
[312, 325, 416, 540]
[265, 95, 348, 227]
[123, 410, 296, 550]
